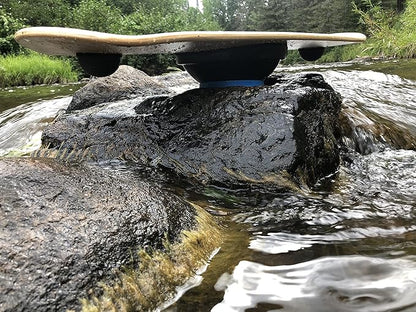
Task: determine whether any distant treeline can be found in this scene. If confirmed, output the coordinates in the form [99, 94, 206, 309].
[203, 0, 406, 31]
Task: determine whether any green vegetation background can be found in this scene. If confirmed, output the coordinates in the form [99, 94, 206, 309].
[0, 0, 414, 87]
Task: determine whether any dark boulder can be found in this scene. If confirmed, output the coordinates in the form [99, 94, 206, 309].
[67, 65, 170, 112]
[0, 157, 196, 312]
[42, 73, 342, 188]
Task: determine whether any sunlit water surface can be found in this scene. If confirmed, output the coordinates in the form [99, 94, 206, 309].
[1, 61, 416, 312]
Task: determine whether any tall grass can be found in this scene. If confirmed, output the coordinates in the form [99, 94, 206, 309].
[0, 53, 78, 87]
[351, 0, 416, 58]
[311, 0, 416, 64]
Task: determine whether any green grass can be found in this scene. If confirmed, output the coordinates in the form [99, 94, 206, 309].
[0, 53, 78, 87]
[315, 0, 416, 64]
[282, 0, 416, 65]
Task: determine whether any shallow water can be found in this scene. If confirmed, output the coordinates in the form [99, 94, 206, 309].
[169, 61, 416, 312]
[0, 83, 82, 114]
[1, 61, 416, 312]
[0, 83, 83, 156]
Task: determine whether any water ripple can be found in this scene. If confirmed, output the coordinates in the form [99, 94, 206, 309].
[213, 256, 416, 312]
[250, 226, 416, 254]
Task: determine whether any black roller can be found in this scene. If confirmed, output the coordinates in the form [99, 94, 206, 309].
[176, 43, 288, 87]
[76, 53, 121, 77]
[298, 47, 325, 61]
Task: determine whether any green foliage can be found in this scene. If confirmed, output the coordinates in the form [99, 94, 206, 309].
[110, 0, 137, 14]
[350, 0, 416, 58]
[4, 0, 72, 26]
[122, 7, 219, 35]
[203, 0, 255, 30]
[204, 0, 359, 32]
[279, 50, 304, 65]
[71, 0, 125, 33]
[318, 0, 416, 62]
[0, 53, 78, 87]
[119, 4, 220, 75]
[122, 54, 177, 76]
[394, 0, 416, 57]
[353, 0, 398, 37]
[0, 9, 25, 54]
[318, 45, 364, 63]
[136, 0, 188, 15]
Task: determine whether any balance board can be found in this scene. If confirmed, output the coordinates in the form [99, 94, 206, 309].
[15, 27, 366, 87]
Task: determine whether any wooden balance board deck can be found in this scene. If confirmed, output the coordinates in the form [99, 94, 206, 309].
[15, 27, 366, 87]
[15, 27, 366, 56]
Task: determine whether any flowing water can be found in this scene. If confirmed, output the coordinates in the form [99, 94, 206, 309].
[0, 83, 82, 156]
[1, 60, 416, 312]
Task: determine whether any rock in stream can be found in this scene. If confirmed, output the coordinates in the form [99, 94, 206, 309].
[67, 65, 171, 112]
[0, 67, 343, 311]
[0, 157, 196, 312]
[43, 69, 342, 188]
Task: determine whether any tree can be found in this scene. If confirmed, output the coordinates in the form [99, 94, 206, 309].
[4, 0, 72, 26]
[247, 0, 359, 32]
[136, 0, 189, 15]
[249, 0, 291, 31]
[203, 0, 257, 30]
[204, 0, 360, 32]
[119, 2, 220, 74]
[0, 9, 25, 54]
[71, 0, 124, 33]
[397, 0, 406, 11]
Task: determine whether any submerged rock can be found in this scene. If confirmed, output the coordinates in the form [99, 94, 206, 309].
[0, 157, 196, 312]
[67, 65, 170, 112]
[42, 72, 342, 188]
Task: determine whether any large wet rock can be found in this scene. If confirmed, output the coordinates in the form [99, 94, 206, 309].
[67, 65, 170, 112]
[42, 73, 342, 187]
[0, 157, 196, 312]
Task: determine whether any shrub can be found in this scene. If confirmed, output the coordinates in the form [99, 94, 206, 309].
[351, 0, 416, 58]
[71, 0, 125, 33]
[119, 6, 220, 75]
[0, 9, 25, 55]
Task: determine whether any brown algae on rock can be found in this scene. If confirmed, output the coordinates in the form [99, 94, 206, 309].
[80, 204, 222, 312]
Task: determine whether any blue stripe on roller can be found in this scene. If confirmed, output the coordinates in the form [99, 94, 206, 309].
[200, 80, 264, 88]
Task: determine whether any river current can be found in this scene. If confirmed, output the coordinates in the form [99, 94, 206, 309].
[1, 60, 416, 312]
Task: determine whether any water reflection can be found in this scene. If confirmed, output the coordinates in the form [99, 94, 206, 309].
[250, 226, 416, 255]
[213, 256, 416, 312]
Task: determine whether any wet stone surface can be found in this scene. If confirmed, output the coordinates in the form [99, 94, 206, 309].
[67, 65, 171, 112]
[42, 72, 342, 188]
[0, 157, 196, 312]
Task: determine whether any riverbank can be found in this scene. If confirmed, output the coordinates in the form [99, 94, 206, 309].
[282, 0, 416, 65]
[321, 0, 416, 63]
[0, 53, 78, 88]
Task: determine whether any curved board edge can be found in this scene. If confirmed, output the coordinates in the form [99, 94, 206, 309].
[15, 27, 367, 56]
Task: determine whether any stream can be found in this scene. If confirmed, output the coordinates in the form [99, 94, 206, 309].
[1, 60, 416, 312]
